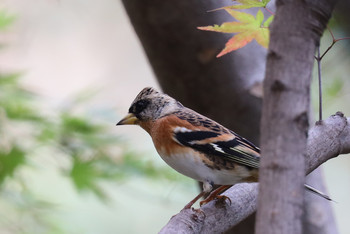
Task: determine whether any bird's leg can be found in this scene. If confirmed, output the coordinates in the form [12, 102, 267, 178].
[183, 180, 213, 209]
[199, 185, 231, 206]
[183, 191, 206, 210]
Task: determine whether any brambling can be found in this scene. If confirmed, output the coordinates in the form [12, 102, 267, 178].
[117, 87, 331, 209]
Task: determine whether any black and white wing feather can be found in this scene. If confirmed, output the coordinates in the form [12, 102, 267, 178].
[173, 127, 260, 169]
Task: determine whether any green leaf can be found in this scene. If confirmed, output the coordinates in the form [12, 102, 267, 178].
[0, 73, 21, 86]
[37, 123, 58, 142]
[256, 8, 264, 23]
[254, 27, 269, 48]
[199, 22, 245, 33]
[69, 159, 95, 189]
[226, 8, 256, 23]
[263, 15, 274, 27]
[2, 102, 43, 121]
[69, 157, 107, 199]
[61, 114, 103, 135]
[224, 0, 268, 9]
[325, 78, 343, 97]
[198, 9, 271, 56]
[0, 147, 26, 185]
[0, 10, 15, 30]
[262, 0, 271, 5]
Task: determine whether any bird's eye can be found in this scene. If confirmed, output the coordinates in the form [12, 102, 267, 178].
[130, 99, 150, 114]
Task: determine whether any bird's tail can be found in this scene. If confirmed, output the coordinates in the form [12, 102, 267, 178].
[304, 184, 332, 201]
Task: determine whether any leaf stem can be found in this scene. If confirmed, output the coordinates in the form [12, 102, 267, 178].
[264, 7, 275, 16]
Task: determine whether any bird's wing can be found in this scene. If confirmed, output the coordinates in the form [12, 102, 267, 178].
[173, 127, 260, 169]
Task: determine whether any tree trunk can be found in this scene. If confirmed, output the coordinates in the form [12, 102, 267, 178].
[256, 1, 338, 234]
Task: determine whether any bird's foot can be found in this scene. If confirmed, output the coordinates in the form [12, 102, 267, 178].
[200, 194, 231, 207]
[215, 195, 232, 206]
[182, 191, 205, 210]
[199, 185, 231, 206]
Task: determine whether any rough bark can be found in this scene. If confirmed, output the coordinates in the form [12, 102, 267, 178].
[256, 1, 338, 234]
[160, 113, 350, 234]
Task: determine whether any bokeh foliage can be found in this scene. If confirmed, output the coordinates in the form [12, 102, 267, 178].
[0, 10, 179, 233]
[0, 73, 180, 232]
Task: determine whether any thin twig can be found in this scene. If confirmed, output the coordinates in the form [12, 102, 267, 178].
[319, 27, 350, 60]
[314, 27, 350, 121]
[319, 40, 335, 60]
[335, 37, 350, 42]
[328, 25, 336, 41]
[316, 46, 323, 121]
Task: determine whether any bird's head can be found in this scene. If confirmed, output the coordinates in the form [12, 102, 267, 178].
[117, 87, 183, 126]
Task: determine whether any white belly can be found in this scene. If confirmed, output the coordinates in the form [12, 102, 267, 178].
[158, 151, 251, 185]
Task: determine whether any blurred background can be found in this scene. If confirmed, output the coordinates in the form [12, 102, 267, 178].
[0, 0, 349, 233]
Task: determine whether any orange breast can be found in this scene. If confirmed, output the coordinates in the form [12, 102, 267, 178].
[149, 115, 190, 156]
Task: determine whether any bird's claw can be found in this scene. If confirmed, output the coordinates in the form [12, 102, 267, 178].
[199, 194, 231, 207]
[215, 195, 232, 206]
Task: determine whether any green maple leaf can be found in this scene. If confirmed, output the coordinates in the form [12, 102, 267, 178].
[198, 9, 273, 57]
[0, 10, 15, 30]
[209, 0, 270, 11]
[226, 0, 270, 9]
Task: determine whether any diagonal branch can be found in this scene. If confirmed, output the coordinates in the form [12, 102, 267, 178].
[160, 112, 350, 234]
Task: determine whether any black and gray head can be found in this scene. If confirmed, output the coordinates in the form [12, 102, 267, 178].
[117, 87, 183, 125]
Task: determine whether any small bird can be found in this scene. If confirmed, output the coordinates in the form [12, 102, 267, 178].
[117, 87, 331, 208]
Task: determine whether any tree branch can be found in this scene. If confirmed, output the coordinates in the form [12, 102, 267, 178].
[160, 113, 350, 234]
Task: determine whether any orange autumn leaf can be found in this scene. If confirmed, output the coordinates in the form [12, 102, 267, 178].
[198, 9, 273, 57]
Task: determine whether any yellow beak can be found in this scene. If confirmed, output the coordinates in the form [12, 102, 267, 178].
[116, 113, 138, 125]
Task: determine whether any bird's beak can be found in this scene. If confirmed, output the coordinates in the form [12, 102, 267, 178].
[116, 113, 138, 125]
